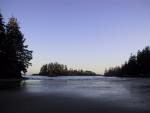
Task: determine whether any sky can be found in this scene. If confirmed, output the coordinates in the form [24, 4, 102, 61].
[0, 0, 150, 74]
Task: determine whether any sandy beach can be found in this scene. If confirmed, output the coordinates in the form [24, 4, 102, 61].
[0, 76, 150, 113]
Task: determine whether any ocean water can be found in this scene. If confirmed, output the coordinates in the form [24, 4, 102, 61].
[0, 75, 150, 113]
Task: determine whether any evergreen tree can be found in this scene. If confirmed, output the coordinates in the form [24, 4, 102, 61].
[127, 54, 139, 75]
[0, 13, 32, 78]
[105, 46, 150, 77]
[40, 64, 48, 75]
[0, 13, 7, 77]
[137, 46, 150, 74]
[6, 17, 32, 78]
[121, 61, 128, 75]
[0, 14, 5, 45]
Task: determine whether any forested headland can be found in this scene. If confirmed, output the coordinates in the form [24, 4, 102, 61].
[104, 46, 150, 77]
[38, 62, 96, 76]
[0, 13, 32, 79]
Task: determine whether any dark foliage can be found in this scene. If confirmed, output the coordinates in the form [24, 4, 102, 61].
[104, 46, 150, 77]
[0, 13, 32, 78]
[39, 62, 96, 76]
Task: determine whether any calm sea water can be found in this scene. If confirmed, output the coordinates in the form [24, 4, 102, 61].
[0, 75, 150, 113]
[1, 75, 150, 98]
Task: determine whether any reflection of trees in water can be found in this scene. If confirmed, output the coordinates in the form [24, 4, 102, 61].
[118, 78, 150, 106]
[0, 80, 26, 90]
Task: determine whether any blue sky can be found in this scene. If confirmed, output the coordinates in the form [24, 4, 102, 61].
[1, 0, 150, 74]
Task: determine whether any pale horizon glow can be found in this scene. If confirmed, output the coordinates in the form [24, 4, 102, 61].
[1, 0, 150, 74]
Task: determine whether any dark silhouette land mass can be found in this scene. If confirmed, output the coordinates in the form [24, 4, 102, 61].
[105, 46, 150, 77]
[0, 13, 32, 79]
[38, 62, 96, 76]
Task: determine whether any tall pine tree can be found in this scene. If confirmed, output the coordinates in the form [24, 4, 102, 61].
[0, 14, 32, 78]
[6, 17, 32, 78]
[0, 13, 7, 77]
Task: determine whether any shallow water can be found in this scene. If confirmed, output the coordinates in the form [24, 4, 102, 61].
[0, 75, 150, 113]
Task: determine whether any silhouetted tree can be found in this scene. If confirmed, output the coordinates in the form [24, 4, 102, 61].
[0, 14, 32, 78]
[104, 66, 121, 76]
[127, 54, 139, 75]
[0, 13, 7, 77]
[137, 46, 150, 75]
[121, 61, 128, 75]
[40, 64, 48, 75]
[105, 46, 150, 77]
[6, 17, 32, 77]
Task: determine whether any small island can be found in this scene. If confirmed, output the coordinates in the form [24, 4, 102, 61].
[36, 62, 97, 76]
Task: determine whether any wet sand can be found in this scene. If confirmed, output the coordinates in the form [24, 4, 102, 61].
[0, 76, 150, 113]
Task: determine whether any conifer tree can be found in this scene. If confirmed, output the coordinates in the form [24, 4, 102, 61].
[0, 13, 7, 77]
[105, 46, 150, 76]
[6, 17, 32, 77]
[137, 46, 150, 74]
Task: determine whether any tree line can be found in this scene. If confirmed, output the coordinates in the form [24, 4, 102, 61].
[104, 46, 150, 77]
[1, 11, 150, 78]
[39, 62, 96, 76]
[0, 13, 32, 78]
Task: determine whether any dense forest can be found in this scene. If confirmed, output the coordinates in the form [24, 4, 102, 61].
[104, 46, 150, 77]
[39, 62, 96, 76]
[0, 13, 32, 78]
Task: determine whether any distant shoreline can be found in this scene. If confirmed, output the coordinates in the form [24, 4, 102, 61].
[32, 74, 102, 76]
[103, 74, 150, 78]
[1, 74, 150, 80]
[32, 74, 150, 78]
